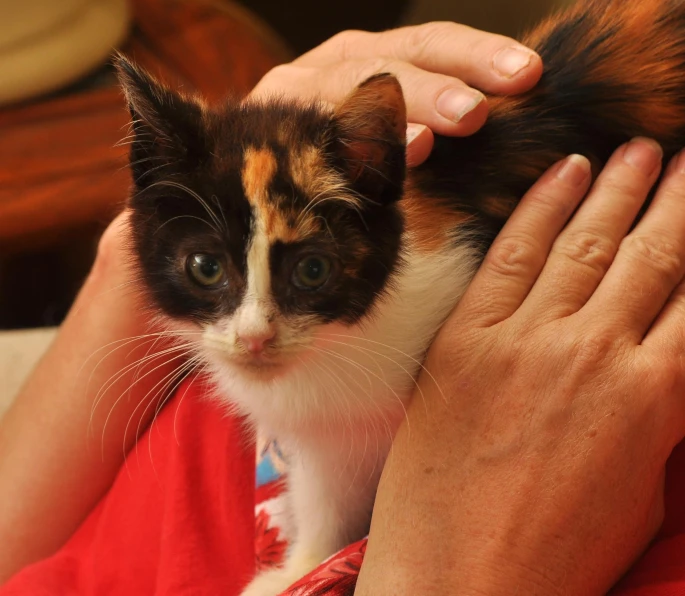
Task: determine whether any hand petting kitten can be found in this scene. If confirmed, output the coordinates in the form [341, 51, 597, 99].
[250, 22, 543, 166]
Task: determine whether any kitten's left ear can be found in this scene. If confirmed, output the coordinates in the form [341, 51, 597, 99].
[115, 54, 206, 187]
[330, 73, 407, 205]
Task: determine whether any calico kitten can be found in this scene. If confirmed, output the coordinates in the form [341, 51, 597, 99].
[118, 0, 685, 592]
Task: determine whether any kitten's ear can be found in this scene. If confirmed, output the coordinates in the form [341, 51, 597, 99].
[115, 54, 206, 186]
[330, 73, 407, 205]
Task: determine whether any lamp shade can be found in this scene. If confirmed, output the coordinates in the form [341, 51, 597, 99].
[0, 0, 130, 106]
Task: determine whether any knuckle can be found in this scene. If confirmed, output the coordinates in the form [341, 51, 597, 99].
[641, 355, 684, 397]
[485, 235, 540, 278]
[568, 331, 616, 371]
[409, 21, 451, 45]
[359, 57, 397, 79]
[528, 186, 572, 211]
[326, 29, 370, 61]
[555, 231, 616, 274]
[622, 234, 683, 279]
[598, 173, 645, 199]
[407, 22, 454, 62]
[256, 64, 308, 91]
[656, 362, 683, 395]
[94, 212, 130, 272]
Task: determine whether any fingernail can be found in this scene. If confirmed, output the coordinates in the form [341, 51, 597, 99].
[493, 46, 536, 78]
[556, 154, 591, 186]
[623, 137, 663, 174]
[436, 89, 485, 123]
[406, 123, 428, 145]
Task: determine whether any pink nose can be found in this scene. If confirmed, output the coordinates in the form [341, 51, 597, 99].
[239, 330, 275, 354]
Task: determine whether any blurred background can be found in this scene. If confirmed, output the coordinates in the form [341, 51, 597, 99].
[0, 0, 572, 332]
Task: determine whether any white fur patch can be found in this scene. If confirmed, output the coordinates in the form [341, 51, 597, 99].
[207, 232, 479, 441]
[236, 217, 273, 339]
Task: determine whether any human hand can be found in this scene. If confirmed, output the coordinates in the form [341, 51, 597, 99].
[356, 138, 685, 595]
[250, 23, 542, 166]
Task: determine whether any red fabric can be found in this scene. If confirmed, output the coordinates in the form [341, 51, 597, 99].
[2, 375, 685, 595]
[1, 378, 256, 596]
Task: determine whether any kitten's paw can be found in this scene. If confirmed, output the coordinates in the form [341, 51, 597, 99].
[240, 557, 320, 596]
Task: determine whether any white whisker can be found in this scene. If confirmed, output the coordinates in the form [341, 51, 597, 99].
[326, 333, 447, 404]
[147, 180, 224, 233]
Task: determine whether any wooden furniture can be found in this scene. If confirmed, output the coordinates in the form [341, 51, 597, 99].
[0, 0, 289, 328]
[0, 0, 289, 254]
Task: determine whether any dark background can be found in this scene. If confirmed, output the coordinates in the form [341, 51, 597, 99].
[237, 0, 411, 55]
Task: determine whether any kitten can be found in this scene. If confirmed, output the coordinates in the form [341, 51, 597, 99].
[118, 0, 685, 592]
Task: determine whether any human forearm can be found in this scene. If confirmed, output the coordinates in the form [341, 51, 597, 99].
[0, 214, 179, 582]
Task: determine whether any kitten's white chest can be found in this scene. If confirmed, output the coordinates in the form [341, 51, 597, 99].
[225, 238, 478, 595]
[212, 237, 478, 440]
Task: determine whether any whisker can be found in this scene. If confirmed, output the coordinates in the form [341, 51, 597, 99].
[137, 357, 202, 475]
[79, 330, 202, 380]
[147, 180, 223, 232]
[312, 348, 396, 487]
[313, 345, 410, 434]
[210, 193, 229, 231]
[90, 343, 194, 435]
[155, 215, 220, 234]
[318, 337, 427, 417]
[326, 333, 447, 404]
[99, 347, 196, 458]
[309, 350, 373, 490]
[173, 362, 208, 444]
[81, 331, 202, 420]
[302, 354, 354, 451]
[124, 356, 196, 470]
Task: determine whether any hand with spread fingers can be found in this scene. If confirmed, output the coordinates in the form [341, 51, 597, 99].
[357, 139, 685, 595]
[251, 22, 542, 166]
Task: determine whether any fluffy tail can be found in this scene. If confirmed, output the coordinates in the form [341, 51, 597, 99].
[418, 0, 685, 231]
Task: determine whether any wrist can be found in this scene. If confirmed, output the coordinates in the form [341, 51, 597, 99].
[356, 411, 580, 596]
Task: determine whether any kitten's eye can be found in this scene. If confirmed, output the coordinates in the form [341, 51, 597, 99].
[292, 255, 332, 290]
[186, 254, 226, 288]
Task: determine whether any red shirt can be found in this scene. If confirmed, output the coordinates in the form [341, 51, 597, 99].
[2, 376, 685, 595]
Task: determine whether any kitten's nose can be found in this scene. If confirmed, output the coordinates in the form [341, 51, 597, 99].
[238, 329, 276, 354]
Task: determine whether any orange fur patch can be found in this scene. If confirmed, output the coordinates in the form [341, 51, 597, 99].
[402, 185, 473, 253]
[521, 0, 685, 140]
[289, 145, 357, 209]
[242, 146, 278, 208]
[242, 146, 320, 243]
[480, 196, 518, 220]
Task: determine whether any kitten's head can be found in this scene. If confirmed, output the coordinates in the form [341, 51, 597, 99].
[117, 58, 407, 380]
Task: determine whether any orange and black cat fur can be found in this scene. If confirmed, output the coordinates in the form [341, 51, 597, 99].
[412, 0, 685, 250]
[118, 0, 685, 593]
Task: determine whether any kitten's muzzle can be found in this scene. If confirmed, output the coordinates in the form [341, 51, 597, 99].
[237, 328, 276, 356]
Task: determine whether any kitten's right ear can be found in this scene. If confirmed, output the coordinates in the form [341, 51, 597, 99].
[329, 73, 407, 206]
[115, 54, 206, 186]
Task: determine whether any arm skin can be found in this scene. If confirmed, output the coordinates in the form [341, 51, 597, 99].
[357, 140, 685, 594]
[0, 213, 183, 582]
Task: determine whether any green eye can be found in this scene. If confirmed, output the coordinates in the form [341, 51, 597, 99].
[187, 254, 226, 287]
[293, 255, 332, 289]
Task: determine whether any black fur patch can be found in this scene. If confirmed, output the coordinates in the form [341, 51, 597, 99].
[118, 58, 406, 326]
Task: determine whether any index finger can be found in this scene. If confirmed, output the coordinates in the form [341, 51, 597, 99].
[297, 23, 542, 95]
[457, 154, 591, 327]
